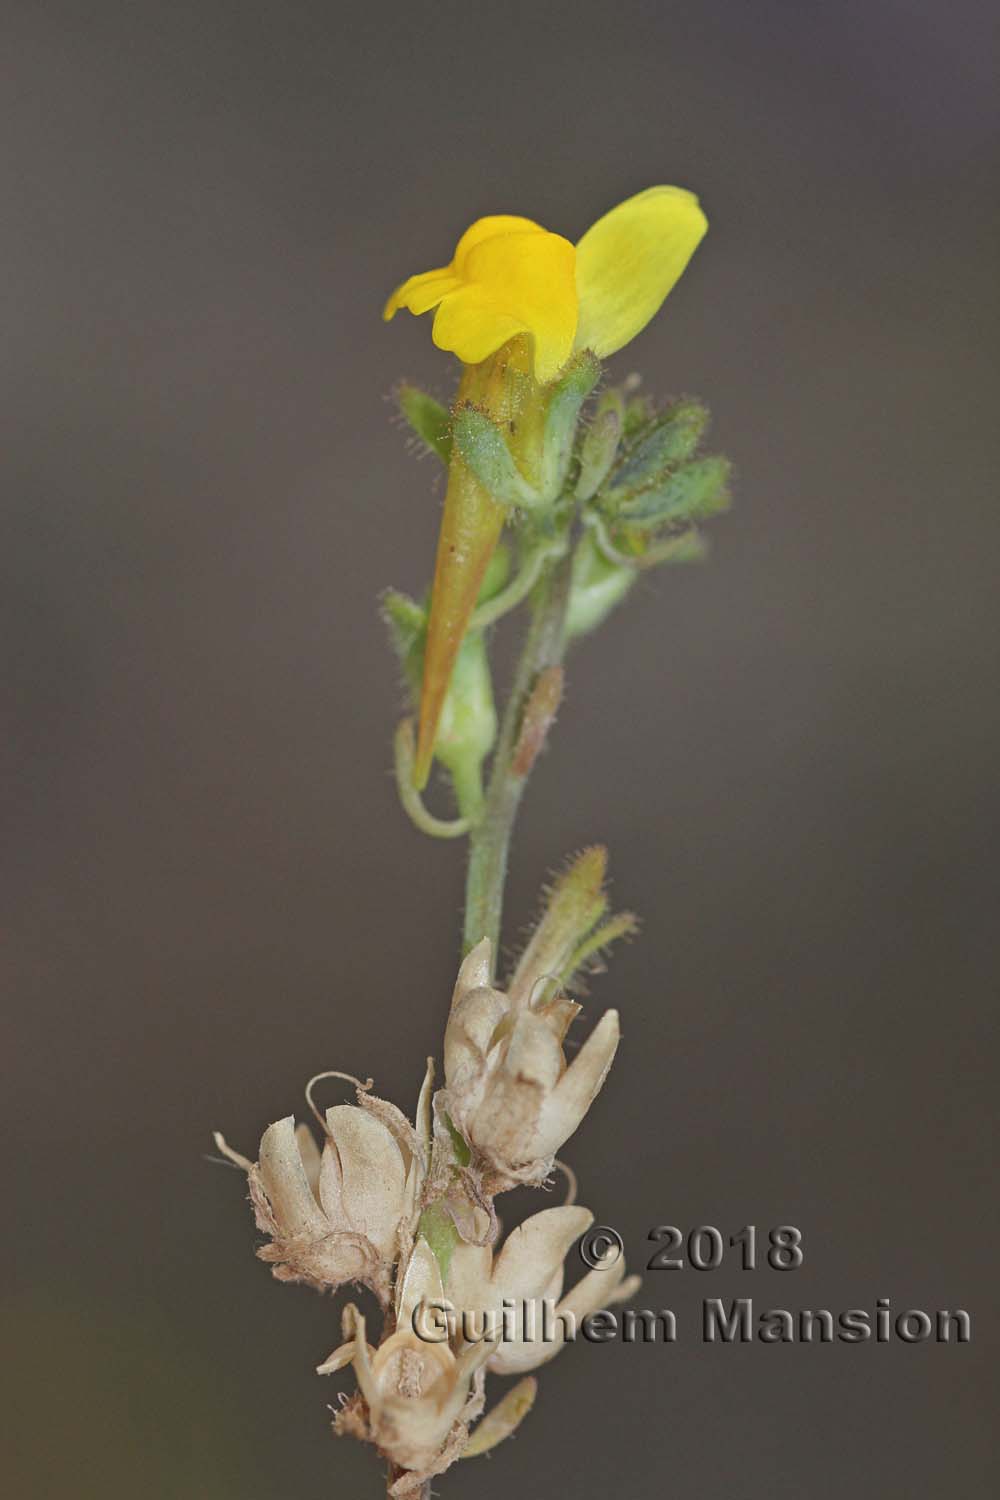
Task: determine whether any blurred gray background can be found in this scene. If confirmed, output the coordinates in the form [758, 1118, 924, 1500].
[3, 1, 998, 1495]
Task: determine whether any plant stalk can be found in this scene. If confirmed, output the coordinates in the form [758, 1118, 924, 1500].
[462, 550, 573, 969]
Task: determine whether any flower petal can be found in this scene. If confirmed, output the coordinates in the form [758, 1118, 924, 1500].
[384, 214, 577, 383]
[294, 1121, 322, 1199]
[384, 219, 545, 325]
[486, 1267, 565, 1375]
[431, 228, 576, 384]
[396, 1235, 445, 1327]
[467, 1008, 564, 1168]
[556, 1251, 629, 1324]
[445, 1238, 495, 1320]
[574, 185, 707, 358]
[534, 1008, 620, 1159]
[453, 937, 492, 999]
[257, 1116, 330, 1239]
[463, 1376, 537, 1458]
[494, 1257, 636, 1375]
[444, 940, 508, 1093]
[403, 1056, 436, 1226]
[323, 1104, 407, 1255]
[383, 268, 462, 320]
[452, 214, 545, 267]
[491, 1205, 593, 1300]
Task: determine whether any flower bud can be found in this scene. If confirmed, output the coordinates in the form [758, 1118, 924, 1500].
[575, 394, 624, 502]
[601, 398, 709, 507]
[612, 454, 731, 529]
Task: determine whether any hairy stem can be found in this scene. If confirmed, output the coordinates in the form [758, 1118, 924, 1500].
[386, 1468, 432, 1498]
[462, 551, 573, 969]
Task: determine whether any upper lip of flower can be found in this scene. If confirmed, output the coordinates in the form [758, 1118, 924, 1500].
[383, 185, 708, 384]
[437, 1204, 638, 1376]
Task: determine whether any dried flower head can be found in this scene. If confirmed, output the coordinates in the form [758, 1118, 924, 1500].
[320, 1240, 493, 1489]
[215, 1072, 429, 1305]
[443, 937, 620, 1186]
[446, 1204, 640, 1375]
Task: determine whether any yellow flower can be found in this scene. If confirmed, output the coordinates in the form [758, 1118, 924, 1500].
[385, 186, 708, 790]
[384, 186, 708, 384]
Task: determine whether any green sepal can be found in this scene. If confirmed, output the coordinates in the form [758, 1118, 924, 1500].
[417, 1201, 460, 1284]
[562, 909, 639, 989]
[538, 351, 602, 501]
[508, 847, 637, 1004]
[442, 1111, 472, 1168]
[395, 382, 452, 464]
[623, 391, 654, 438]
[576, 390, 624, 502]
[602, 399, 710, 506]
[615, 455, 731, 529]
[382, 589, 425, 698]
[593, 520, 711, 570]
[644, 529, 710, 565]
[452, 406, 541, 508]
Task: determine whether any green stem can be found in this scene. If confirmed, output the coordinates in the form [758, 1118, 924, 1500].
[448, 755, 485, 824]
[469, 537, 566, 631]
[462, 551, 574, 969]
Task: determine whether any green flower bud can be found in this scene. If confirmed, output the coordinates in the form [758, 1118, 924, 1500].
[435, 630, 497, 782]
[602, 399, 710, 506]
[623, 391, 654, 438]
[575, 394, 624, 503]
[615, 455, 731, 529]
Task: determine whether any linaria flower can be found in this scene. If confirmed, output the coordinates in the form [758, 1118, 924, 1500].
[443, 938, 620, 1185]
[445, 1204, 640, 1376]
[384, 186, 708, 385]
[214, 1101, 414, 1303]
[384, 187, 707, 786]
[320, 1239, 493, 1490]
